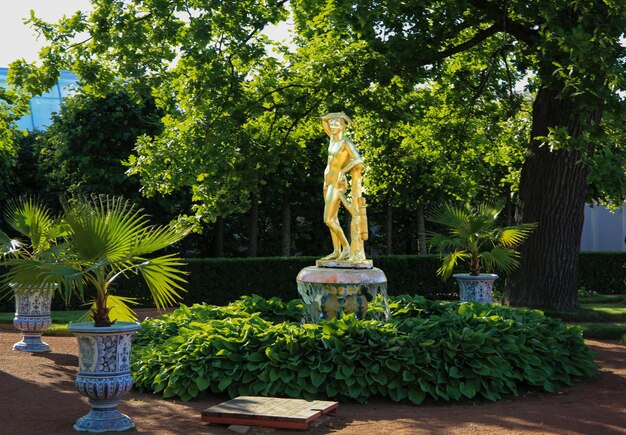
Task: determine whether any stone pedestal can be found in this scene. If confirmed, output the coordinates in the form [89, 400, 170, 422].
[296, 266, 388, 323]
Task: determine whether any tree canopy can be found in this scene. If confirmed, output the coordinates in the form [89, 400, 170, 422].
[6, 0, 626, 309]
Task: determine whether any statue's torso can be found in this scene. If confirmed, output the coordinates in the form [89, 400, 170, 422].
[324, 138, 352, 184]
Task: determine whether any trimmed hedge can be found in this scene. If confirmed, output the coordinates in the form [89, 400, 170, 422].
[1, 252, 624, 311]
[125, 255, 475, 307]
[131, 295, 598, 403]
[578, 252, 626, 295]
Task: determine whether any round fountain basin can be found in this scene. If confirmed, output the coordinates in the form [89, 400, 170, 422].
[296, 266, 388, 323]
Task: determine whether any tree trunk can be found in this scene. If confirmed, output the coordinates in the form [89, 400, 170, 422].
[281, 191, 291, 256]
[505, 87, 601, 310]
[417, 202, 427, 254]
[211, 216, 224, 257]
[505, 186, 514, 227]
[385, 201, 393, 255]
[248, 195, 259, 257]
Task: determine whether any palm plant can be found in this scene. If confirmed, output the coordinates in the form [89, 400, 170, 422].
[6, 195, 189, 327]
[0, 196, 64, 279]
[427, 202, 536, 280]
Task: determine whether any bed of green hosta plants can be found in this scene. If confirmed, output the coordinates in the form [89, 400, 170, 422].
[130, 295, 598, 404]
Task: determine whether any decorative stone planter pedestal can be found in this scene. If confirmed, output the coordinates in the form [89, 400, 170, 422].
[453, 273, 498, 304]
[297, 266, 388, 322]
[68, 322, 141, 433]
[12, 285, 55, 352]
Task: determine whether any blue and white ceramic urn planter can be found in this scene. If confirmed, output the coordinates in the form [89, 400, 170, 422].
[68, 321, 141, 433]
[12, 284, 55, 352]
[453, 273, 498, 304]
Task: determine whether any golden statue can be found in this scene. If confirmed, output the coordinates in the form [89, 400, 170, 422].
[318, 112, 371, 267]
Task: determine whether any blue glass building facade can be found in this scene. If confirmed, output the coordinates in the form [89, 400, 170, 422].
[0, 67, 78, 131]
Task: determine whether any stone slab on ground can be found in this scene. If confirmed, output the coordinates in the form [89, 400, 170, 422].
[202, 396, 339, 430]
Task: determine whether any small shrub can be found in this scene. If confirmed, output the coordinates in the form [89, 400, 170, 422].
[131, 295, 597, 403]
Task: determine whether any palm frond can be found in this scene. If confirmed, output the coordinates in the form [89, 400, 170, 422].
[437, 250, 471, 280]
[426, 231, 466, 252]
[62, 196, 109, 261]
[475, 201, 503, 222]
[4, 197, 59, 254]
[480, 246, 520, 275]
[0, 230, 21, 258]
[45, 195, 188, 324]
[136, 254, 187, 309]
[498, 223, 538, 247]
[62, 195, 148, 262]
[427, 201, 536, 279]
[131, 224, 190, 257]
[2, 259, 84, 304]
[428, 203, 473, 236]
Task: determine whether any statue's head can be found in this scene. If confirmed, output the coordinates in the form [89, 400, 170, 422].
[328, 117, 345, 133]
[325, 112, 352, 134]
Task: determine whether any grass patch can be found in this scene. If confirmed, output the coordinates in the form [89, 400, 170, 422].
[545, 296, 626, 323]
[0, 310, 87, 324]
[581, 301, 626, 315]
[0, 310, 86, 336]
[579, 294, 624, 304]
[44, 324, 74, 337]
[572, 323, 626, 340]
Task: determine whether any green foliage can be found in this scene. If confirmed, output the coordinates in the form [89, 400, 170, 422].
[578, 252, 626, 295]
[0, 82, 32, 205]
[576, 323, 626, 341]
[3, 196, 64, 255]
[0, 310, 86, 325]
[35, 89, 164, 200]
[131, 295, 597, 403]
[427, 202, 536, 279]
[545, 299, 626, 323]
[10, 1, 302, 226]
[112, 255, 461, 308]
[4, 196, 189, 326]
[0, 197, 65, 288]
[57, 253, 619, 310]
[578, 294, 624, 304]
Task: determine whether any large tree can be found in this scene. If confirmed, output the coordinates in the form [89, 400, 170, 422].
[291, 0, 625, 310]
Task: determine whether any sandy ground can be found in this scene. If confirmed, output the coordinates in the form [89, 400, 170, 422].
[0, 315, 624, 435]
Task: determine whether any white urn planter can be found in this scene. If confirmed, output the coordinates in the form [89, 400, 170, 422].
[453, 274, 498, 303]
[12, 284, 55, 352]
[68, 322, 141, 433]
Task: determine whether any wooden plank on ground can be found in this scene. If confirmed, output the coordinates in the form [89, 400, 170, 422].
[201, 396, 339, 430]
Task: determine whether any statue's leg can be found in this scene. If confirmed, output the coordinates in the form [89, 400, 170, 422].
[334, 216, 350, 260]
[323, 188, 349, 259]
